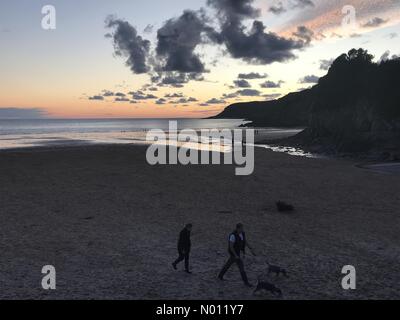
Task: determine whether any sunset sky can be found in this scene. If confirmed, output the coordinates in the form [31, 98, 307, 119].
[1, 0, 399, 118]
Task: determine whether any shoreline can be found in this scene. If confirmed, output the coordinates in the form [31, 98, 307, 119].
[1, 142, 399, 175]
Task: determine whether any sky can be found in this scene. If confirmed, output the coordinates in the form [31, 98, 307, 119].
[0, 0, 399, 119]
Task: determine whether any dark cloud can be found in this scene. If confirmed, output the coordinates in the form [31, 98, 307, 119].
[165, 93, 184, 98]
[319, 59, 334, 70]
[236, 89, 261, 96]
[238, 72, 268, 79]
[299, 75, 319, 83]
[143, 24, 154, 34]
[233, 79, 251, 88]
[291, 0, 314, 9]
[115, 97, 130, 102]
[155, 98, 167, 105]
[114, 92, 126, 97]
[0, 108, 47, 119]
[292, 26, 314, 44]
[105, 16, 151, 74]
[269, 0, 314, 15]
[207, 0, 307, 64]
[260, 80, 284, 88]
[268, 2, 286, 15]
[89, 95, 105, 101]
[206, 98, 226, 104]
[155, 10, 217, 74]
[362, 17, 388, 28]
[172, 97, 199, 104]
[207, 0, 260, 20]
[222, 92, 239, 99]
[152, 72, 204, 87]
[106, 0, 309, 87]
[102, 90, 114, 97]
[131, 91, 158, 100]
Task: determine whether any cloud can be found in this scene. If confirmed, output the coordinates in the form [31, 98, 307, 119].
[233, 79, 252, 88]
[115, 97, 130, 102]
[0, 108, 48, 119]
[238, 72, 268, 79]
[171, 97, 199, 104]
[269, 2, 286, 15]
[207, 0, 307, 64]
[165, 92, 184, 98]
[131, 92, 158, 100]
[105, 0, 313, 86]
[292, 0, 315, 9]
[362, 17, 388, 28]
[222, 92, 239, 99]
[143, 24, 154, 34]
[105, 16, 151, 74]
[269, 0, 314, 15]
[89, 95, 105, 101]
[299, 74, 319, 83]
[319, 58, 334, 70]
[206, 98, 226, 104]
[278, 0, 400, 42]
[388, 32, 398, 39]
[102, 90, 114, 97]
[156, 98, 167, 105]
[236, 89, 261, 96]
[292, 26, 314, 44]
[155, 10, 217, 74]
[114, 92, 126, 97]
[260, 80, 284, 88]
[152, 71, 204, 87]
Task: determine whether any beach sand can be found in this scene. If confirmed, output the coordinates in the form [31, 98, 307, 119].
[0, 145, 399, 300]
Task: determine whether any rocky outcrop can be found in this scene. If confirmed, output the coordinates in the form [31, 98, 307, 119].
[213, 48, 400, 157]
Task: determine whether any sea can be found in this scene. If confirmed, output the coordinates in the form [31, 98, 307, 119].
[0, 118, 313, 157]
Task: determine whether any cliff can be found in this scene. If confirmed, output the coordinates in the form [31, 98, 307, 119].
[213, 49, 400, 157]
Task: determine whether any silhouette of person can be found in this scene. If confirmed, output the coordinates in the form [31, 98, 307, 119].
[172, 224, 192, 273]
[218, 223, 256, 287]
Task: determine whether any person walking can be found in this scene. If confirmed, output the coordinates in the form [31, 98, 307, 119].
[172, 223, 193, 273]
[218, 223, 256, 287]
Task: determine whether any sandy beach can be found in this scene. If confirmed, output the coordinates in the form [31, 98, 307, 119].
[0, 144, 399, 300]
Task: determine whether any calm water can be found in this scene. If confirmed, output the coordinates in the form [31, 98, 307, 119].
[0, 118, 312, 156]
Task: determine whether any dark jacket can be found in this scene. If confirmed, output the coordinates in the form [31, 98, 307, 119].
[178, 228, 191, 252]
[228, 231, 246, 256]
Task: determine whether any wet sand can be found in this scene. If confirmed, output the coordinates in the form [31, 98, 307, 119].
[0, 145, 399, 299]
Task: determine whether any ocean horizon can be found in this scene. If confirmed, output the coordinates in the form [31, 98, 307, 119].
[0, 118, 304, 151]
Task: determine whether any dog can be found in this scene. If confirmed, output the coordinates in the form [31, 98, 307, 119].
[267, 262, 289, 277]
[276, 201, 294, 212]
[253, 277, 282, 297]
